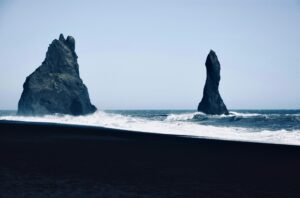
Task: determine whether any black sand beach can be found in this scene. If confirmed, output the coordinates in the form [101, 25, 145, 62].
[0, 120, 300, 197]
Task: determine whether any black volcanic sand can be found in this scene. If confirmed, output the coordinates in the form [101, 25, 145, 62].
[0, 121, 300, 198]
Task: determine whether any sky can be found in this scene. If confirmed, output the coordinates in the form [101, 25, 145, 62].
[0, 0, 299, 110]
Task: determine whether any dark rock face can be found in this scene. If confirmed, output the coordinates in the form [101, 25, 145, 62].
[198, 50, 229, 115]
[18, 34, 97, 116]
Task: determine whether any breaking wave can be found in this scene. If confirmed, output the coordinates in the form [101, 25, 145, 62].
[1, 110, 300, 146]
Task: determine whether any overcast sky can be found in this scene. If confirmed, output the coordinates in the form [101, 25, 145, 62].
[0, 0, 299, 110]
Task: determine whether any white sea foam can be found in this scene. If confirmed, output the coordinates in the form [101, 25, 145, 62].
[165, 112, 203, 121]
[165, 111, 266, 121]
[1, 111, 300, 146]
[229, 111, 261, 117]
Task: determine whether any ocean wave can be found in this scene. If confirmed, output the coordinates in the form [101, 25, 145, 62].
[165, 111, 269, 122]
[229, 111, 262, 117]
[1, 111, 300, 146]
[165, 112, 203, 121]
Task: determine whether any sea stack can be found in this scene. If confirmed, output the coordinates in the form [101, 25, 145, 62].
[18, 34, 97, 116]
[198, 50, 229, 115]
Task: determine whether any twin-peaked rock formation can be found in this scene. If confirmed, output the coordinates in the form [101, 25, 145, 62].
[18, 34, 96, 116]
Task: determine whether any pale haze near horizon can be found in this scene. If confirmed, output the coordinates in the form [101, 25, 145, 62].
[0, 0, 299, 110]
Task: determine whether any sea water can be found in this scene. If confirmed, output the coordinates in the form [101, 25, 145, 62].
[1, 110, 300, 145]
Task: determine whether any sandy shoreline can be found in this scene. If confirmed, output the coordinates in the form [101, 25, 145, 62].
[1, 120, 300, 197]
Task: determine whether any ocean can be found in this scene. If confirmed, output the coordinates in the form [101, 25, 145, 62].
[1, 109, 300, 146]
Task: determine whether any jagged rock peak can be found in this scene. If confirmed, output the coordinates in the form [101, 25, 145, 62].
[17, 34, 97, 116]
[197, 50, 229, 115]
[58, 33, 76, 51]
[59, 33, 65, 41]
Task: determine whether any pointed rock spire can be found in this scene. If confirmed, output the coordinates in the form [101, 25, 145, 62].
[197, 50, 229, 115]
[59, 33, 65, 42]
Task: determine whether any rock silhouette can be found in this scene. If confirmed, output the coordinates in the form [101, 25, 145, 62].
[198, 50, 229, 115]
[18, 34, 97, 116]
